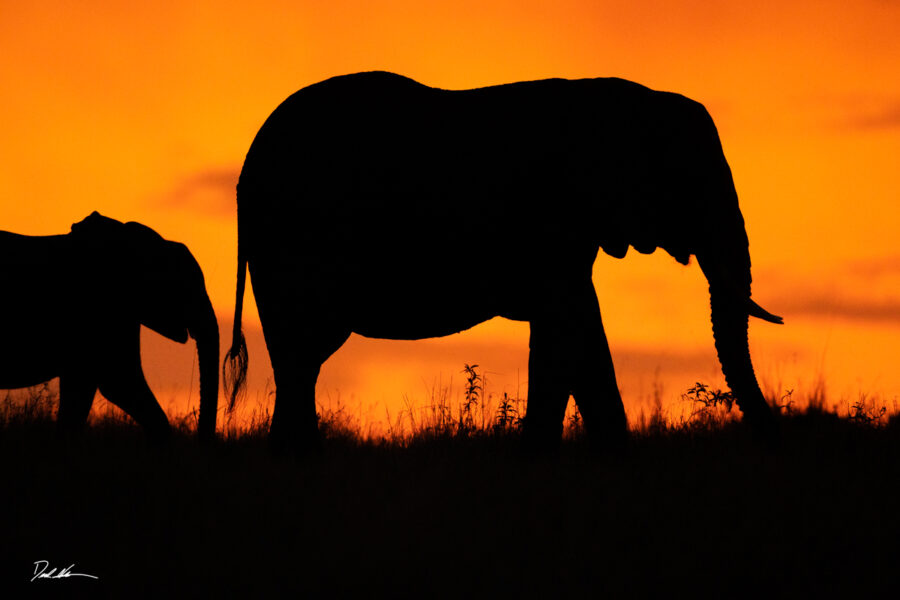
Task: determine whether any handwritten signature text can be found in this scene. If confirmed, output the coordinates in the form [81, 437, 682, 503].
[31, 560, 99, 582]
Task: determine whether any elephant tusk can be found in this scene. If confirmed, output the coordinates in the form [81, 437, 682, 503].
[698, 253, 783, 325]
[747, 298, 784, 324]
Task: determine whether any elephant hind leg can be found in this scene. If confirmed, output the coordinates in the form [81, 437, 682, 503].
[522, 318, 572, 451]
[267, 326, 351, 453]
[268, 364, 322, 454]
[56, 375, 98, 437]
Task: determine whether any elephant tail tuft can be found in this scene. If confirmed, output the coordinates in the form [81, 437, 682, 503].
[223, 243, 249, 412]
[224, 332, 248, 412]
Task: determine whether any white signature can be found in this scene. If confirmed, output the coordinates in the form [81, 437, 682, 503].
[31, 560, 99, 582]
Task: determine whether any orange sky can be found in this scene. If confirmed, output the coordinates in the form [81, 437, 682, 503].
[2, 0, 899, 428]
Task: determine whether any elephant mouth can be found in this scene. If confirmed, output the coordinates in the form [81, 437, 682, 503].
[701, 255, 783, 325]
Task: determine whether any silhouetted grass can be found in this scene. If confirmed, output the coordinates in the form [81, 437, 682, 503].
[2, 376, 900, 597]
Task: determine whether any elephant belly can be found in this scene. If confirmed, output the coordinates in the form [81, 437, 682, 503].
[350, 307, 497, 340]
[0, 297, 68, 388]
[0, 343, 60, 389]
[339, 276, 499, 339]
[332, 249, 531, 339]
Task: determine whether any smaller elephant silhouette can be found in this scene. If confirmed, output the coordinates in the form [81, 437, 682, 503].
[0, 212, 219, 439]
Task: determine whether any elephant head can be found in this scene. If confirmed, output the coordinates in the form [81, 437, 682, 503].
[70, 212, 220, 439]
[592, 94, 783, 432]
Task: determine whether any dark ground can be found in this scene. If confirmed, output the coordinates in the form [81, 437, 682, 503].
[2, 406, 900, 598]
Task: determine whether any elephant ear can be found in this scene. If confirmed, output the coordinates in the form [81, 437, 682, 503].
[597, 96, 720, 268]
[69, 213, 191, 344]
[123, 225, 193, 344]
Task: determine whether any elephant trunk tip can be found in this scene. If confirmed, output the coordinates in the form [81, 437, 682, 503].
[223, 331, 248, 412]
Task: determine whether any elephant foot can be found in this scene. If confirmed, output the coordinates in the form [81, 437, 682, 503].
[520, 419, 564, 457]
[587, 426, 630, 457]
[198, 427, 217, 445]
[56, 422, 87, 447]
[145, 423, 173, 447]
[268, 427, 323, 457]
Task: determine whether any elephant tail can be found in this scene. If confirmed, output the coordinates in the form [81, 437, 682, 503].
[223, 242, 249, 412]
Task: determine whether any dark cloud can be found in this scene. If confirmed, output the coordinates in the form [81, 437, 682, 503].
[779, 293, 900, 324]
[843, 100, 900, 131]
[159, 166, 239, 217]
[844, 255, 900, 278]
[762, 257, 900, 325]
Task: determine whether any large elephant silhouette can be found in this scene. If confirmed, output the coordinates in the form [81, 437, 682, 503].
[0, 212, 219, 440]
[225, 71, 782, 450]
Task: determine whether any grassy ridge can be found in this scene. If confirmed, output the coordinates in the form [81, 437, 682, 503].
[2, 383, 900, 597]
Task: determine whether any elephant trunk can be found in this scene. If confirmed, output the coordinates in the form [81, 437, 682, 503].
[190, 293, 220, 441]
[697, 245, 776, 434]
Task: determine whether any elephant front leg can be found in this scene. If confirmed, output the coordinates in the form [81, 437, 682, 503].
[523, 282, 628, 452]
[56, 374, 98, 437]
[99, 373, 171, 441]
[93, 327, 171, 440]
[97, 336, 171, 442]
[568, 290, 628, 452]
